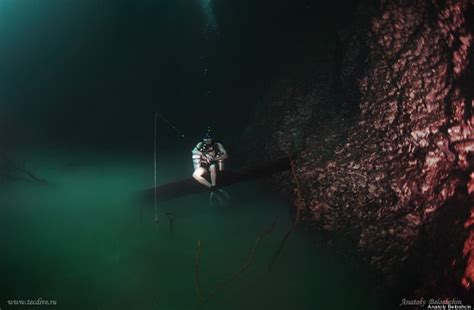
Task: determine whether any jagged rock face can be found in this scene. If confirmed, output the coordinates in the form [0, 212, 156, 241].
[240, 56, 357, 197]
[244, 0, 474, 300]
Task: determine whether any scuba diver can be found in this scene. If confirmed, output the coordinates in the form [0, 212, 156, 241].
[192, 127, 230, 205]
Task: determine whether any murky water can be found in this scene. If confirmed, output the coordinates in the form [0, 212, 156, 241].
[1, 147, 382, 309]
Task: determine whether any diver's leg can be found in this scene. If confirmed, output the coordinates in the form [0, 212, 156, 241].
[193, 167, 212, 188]
[218, 160, 224, 171]
[209, 164, 217, 187]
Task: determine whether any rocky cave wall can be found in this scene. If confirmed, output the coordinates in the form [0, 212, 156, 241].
[243, 0, 474, 301]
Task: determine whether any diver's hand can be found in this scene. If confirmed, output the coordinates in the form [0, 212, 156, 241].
[214, 152, 227, 161]
[203, 154, 214, 163]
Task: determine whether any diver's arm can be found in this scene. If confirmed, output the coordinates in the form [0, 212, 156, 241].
[192, 143, 204, 169]
[215, 143, 228, 160]
[192, 142, 203, 156]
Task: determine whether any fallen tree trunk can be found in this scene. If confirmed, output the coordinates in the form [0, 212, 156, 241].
[139, 156, 291, 203]
[0, 153, 48, 185]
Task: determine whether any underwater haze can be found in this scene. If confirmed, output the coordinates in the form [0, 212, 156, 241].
[1, 148, 380, 309]
[0, 0, 384, 309]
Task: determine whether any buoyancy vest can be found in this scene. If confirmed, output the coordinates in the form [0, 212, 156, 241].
[198, 142, 223, 157]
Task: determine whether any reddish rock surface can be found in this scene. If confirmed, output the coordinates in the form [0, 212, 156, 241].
[244, 0, 474, 302]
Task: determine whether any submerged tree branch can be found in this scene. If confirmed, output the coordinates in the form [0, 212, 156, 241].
[0, 153, 47, 185]
[166, 212, 176, 233]
[268, 155, 304, 271]
[195, 217, 278, 303]
[195, 240, 206, 303]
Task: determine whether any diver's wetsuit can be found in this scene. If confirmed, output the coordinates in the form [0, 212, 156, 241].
[192, 135, 230, 205]
[193, 142, 225, 171]
[192, 140, 227, 189]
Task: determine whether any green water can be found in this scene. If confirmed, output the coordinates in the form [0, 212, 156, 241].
[1, 147, 381, 309]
